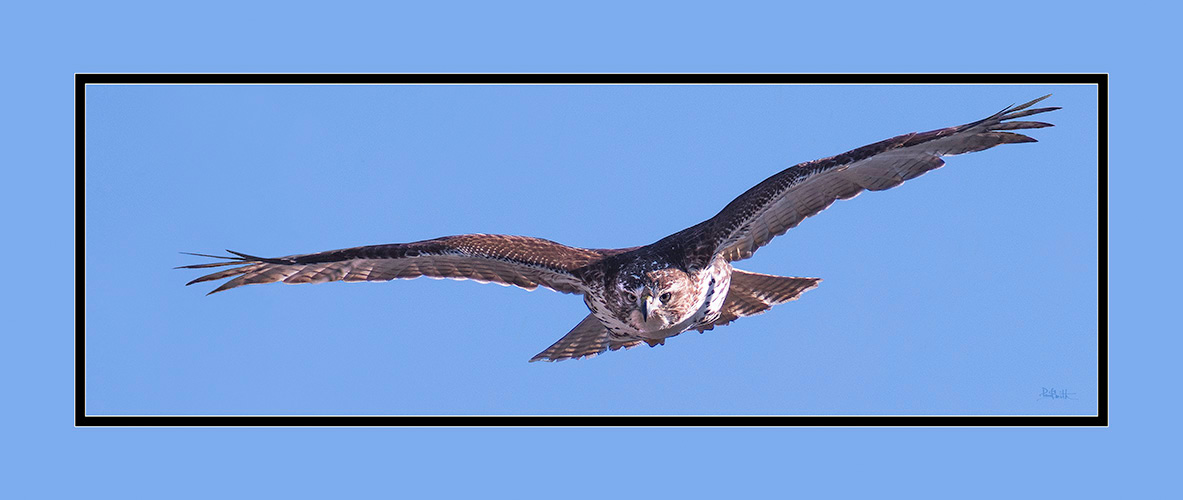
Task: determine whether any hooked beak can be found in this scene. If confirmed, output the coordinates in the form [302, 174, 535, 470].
[640, 293, 660, 322]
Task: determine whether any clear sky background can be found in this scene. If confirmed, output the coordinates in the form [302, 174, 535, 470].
[85, 83, 1096, 417]
[7, 0, 1169, 497]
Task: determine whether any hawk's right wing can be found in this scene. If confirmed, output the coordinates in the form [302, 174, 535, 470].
[181, 234, 619, 295]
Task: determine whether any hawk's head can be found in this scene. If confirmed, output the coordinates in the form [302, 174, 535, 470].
[610, 263, 697, 334]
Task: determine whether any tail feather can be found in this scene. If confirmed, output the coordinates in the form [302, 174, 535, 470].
[696, 269, 820, 332]
[529, 314, 611, 362]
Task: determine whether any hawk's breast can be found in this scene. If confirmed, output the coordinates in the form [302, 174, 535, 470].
[688, 255, 733, 331]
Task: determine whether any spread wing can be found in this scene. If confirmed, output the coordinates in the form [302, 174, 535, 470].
[180, 234, 618, 295]
[706, 95, 1059, 263]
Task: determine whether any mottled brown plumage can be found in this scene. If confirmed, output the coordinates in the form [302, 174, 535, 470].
[182, 96, 1058, 362]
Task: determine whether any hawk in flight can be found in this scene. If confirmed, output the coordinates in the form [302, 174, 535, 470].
[182, 95, 1058, 362]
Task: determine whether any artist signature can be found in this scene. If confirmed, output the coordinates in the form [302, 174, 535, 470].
[1037, 388, 1076, 401]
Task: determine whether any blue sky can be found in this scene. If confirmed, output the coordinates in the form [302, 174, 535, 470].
[10, 0, 1171, 496]
[85, 83, 1097, 416]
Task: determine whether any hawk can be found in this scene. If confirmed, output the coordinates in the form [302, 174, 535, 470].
[182, 95, 1058, 362]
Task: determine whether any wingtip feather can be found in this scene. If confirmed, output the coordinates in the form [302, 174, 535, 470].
[1001, 106, 1060, 121]
[206, 280, 242, 295]
[180, 251, 240, 260]
[1012, 94, 1053, 111]
[226, 249, 265, 260]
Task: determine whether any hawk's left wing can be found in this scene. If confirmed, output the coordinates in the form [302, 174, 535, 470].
[703, 95, 1059, 263]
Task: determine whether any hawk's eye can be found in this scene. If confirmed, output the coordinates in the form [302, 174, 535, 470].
[660, 292, 672, 303]
[623, 291, 637, 301]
